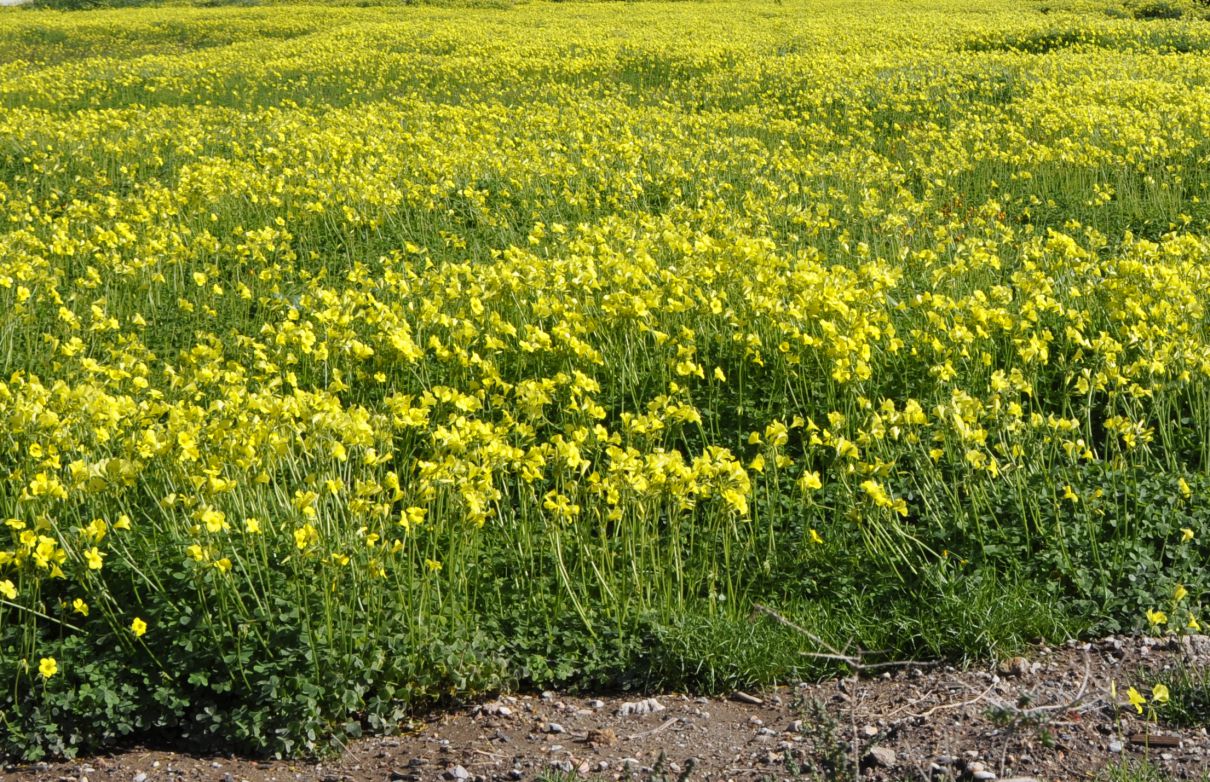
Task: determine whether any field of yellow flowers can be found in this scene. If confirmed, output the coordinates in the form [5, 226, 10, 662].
[3, 0, 1210, 759]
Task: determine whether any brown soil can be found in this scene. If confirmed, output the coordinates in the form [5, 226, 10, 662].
[4, 636, 1209, 782]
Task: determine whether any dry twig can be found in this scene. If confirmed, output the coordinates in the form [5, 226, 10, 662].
[625, 717, 679, 741]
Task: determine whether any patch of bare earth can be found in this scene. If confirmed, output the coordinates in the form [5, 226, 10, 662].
[5, 636, 1209, 782]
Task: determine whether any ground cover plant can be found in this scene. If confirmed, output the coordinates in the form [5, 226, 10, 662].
[2, 0, 1210, 761]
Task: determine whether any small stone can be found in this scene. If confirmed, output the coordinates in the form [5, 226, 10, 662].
[546, 722, 565, 734]
[757, 727, 775, 736]
[618, 698, 665, 716]
[998, 656, 1031, 677]
[443, 766, 470, 781]
[1180, 635, 1210, 662]
[133, 775, 148, 782]
[862, 746, 896, 769]
[587, 699, 605, 709]
[586, 728, 617, 747]
[748, 716, 764, 727]
[935, 755, 956, 766]
[968, 761, 986, 773]
[861, 725, 879, 738]
[1160, 752, 1174, 761]
[222, 774, 234, 782]
[621, 758, 641, 770]
[732, 691, 763, 705]
[547, 760, 573, 774]
[787, 719, 804, 733]
[508, 770, 523, 781]
[1000, 778, 1041, 782]
[972, 773, 997, 781]
[1109, 741, 1123, 753]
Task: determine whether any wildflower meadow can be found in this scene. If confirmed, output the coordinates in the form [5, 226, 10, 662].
[2, 0, 1210, 759]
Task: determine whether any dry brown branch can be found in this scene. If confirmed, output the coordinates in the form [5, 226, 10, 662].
[984, 650, 1096, 719]
[625, 717, 679, 741]
[904, 680, 998, 719]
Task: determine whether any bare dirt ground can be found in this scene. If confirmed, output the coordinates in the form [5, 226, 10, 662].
[5, 636, 1210, 782]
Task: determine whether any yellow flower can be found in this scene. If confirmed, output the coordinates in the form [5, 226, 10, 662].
[131, 617, 147, 638]
[798, 471, 822, 492]
[38, 657, 58, 679]
[1188, 614, 1201, 632]
[1174, 584, 1188, 603]
[1152, 683, 1169, 704]
[213, 558, 232, 574]
[72, 598, 89, 617]
[1181, 527, 1195, 543]
[84, 547, 104, 570]
[244, 517, 261, 534]
[200, 508, 227, 533]
[401, 506, 426, 530]
[294, 523, 319, 550]
[83, 518, 107, 543]
[1146, 608, 1168, 627]
[1127, 686, 1146, 714]
[424, 558, 443, 572]
[809, 529, 824, 545]
[1179, 478, 1192, 499]
[0, 579, 16, 600]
